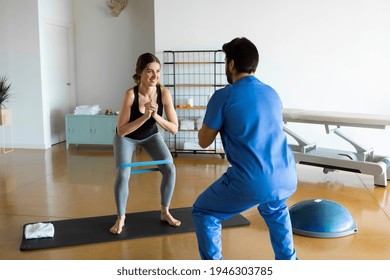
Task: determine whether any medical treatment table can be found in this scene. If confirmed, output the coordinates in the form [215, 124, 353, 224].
[283, 108, 390, 187]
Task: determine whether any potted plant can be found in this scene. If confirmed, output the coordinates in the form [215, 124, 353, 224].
[0, 75, 12, 125]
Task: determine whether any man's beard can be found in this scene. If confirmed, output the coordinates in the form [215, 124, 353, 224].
[226, 67, 233, 84]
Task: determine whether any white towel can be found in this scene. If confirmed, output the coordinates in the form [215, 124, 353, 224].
[24, 222, 55, 239]
[74, 105, 101, 115]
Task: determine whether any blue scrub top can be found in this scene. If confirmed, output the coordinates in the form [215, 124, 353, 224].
[203, 75, 297, 202]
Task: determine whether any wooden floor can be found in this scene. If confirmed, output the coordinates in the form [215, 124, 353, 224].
[1, 142, 390, 260]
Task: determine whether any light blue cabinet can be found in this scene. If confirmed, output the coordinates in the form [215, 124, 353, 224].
[65, 114, 118, 149]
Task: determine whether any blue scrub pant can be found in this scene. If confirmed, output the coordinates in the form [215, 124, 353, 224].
[192, 177, 297, 260]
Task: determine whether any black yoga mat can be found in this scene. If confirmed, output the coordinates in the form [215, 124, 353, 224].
[20, 207, 250, 251]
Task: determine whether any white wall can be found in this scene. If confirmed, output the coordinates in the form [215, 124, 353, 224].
[1, 0, 153, 149]
[0, 0, 45, 149]
[0, 0, 75, 149]
[73, 0, 155, 113]
[155, 0, 390, 155]
[1, 0, 389, 155]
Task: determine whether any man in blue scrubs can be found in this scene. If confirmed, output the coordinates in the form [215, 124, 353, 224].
[192, 37, 298, 260]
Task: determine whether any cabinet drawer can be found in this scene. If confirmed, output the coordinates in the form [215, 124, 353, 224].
[66, 115, 90, 143]
[65, 114, 118, 149]
[89, 116, 116, 144]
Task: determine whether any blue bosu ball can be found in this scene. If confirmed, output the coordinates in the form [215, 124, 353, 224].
[289, 199, 358, 238]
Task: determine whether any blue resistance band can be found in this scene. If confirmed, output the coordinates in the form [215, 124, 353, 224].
[117, 160, 172, 174]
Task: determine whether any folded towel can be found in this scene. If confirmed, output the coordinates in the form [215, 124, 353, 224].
[74, 105, 101, 115]
[24, 222, 55, 239]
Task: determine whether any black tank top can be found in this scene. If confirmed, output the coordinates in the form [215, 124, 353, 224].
[124, 85, 163, 140]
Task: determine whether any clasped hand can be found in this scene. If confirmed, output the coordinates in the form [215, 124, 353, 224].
[144, 101, 158, 119]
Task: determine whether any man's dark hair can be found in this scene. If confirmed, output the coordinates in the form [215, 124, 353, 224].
[222, 37, 259, 74]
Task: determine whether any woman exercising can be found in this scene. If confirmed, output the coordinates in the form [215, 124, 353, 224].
[110, 53, 181, 235]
